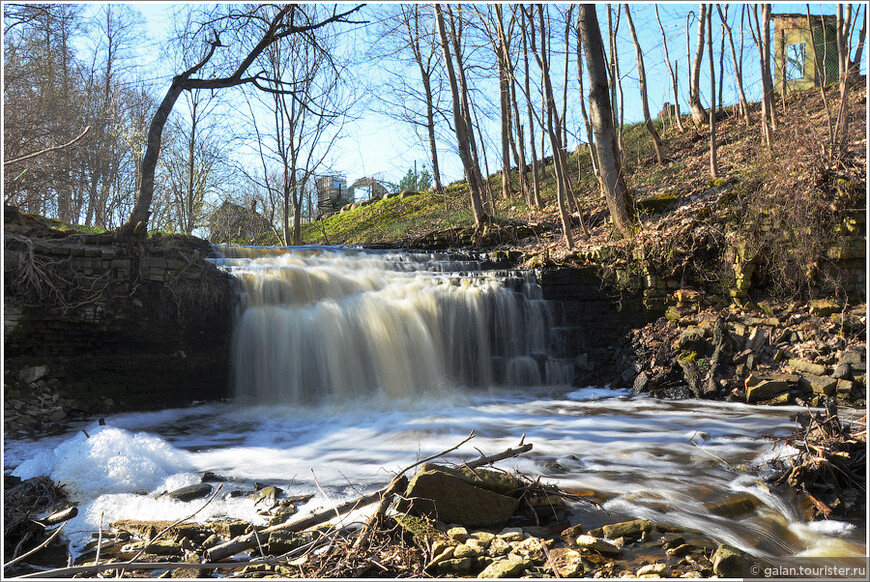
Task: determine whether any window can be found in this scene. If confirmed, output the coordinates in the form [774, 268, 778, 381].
[786, 42, 806, 81]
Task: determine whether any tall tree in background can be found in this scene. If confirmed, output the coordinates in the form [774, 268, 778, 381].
[655, 5, 685, 132]
[121, 4, 363, 237]
[624, 4, 665, 165]
[707, 4, 719, 178]
[397, 4, 444, 196]
[518, 6, 543, 210]
[434, 3, 487, 226]
[525, 4, 582, 248]
[718, 5, 751, 124]
[577, 4, 633, 238]
[688, 4, 709, 126]
[748, 4, 775, 145]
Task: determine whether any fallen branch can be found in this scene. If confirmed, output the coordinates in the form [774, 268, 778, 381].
[207, 432, 534, 562]
[3, 523, 66, 571]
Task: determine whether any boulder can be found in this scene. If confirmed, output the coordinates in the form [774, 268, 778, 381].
[399, 463, 518, 528]
[163, 483, 213, 502]
[548, 547, 586, 577]
[18, 365, 49, 385]
[601, 518, 652, 541]
[477, 555, 531, 578]
[788, 358, 828, 376]
[711, 544, 756, 578]
[573, 534, 622, 556]
[744, 374, 796, 403]
[798, 373, 838, 396]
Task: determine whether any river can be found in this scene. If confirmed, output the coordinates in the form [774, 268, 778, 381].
[4, 246, 865, 564]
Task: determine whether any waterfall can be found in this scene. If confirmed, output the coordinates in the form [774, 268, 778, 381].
[214, 246, 573, 403]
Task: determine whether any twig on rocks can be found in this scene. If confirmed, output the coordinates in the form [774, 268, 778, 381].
[3, 523, 66, 571]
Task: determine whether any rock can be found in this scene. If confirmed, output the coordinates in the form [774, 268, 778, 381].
[513, 536, 547, 563]
[840, 350, 865, 369]
[809, 299, 841, 317]
[477, 555, 531, 578]
[201, 471, 227, 483]
[560, 523, 585, 542]
[496, 527, 525, 542]
[832, 363, 852, 380]
[447, 526, 469, 543]
[601, 519, 652, 542]
[548, 547, 586, 577]
[674, 328, 709, 353]
[711, 544, 754, 578]
[163, 483, 213, 502]
[18, 365, 49, 385]
[666, 543, 696, 557]
[455, 466, 524, 494]
[470, 531, 495, 547]
[454, 542, 485, 559]
[250, 484, 283, 507]
[574, 535, 623, 556]
[706, 495, 759, 517]
[744, 373, 795, 403]
[788, 358, 828, 376]
[435, 557, 474, 576]
[633, 371, 650, 394]
[487, 537, 512, 557]
[400, 463, 518, 528]
[637, 562, 669, 577]
[797, 373, 838, 396]
[837, 379, 855, 400]
[745, 326, 770, 351]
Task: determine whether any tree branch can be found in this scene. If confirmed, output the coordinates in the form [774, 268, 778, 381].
[4, 126, 90, 167]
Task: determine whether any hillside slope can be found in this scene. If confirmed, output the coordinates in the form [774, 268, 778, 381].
[290, 84, 865, 303]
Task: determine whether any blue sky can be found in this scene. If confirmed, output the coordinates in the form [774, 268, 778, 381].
[92, 2, 855, 188]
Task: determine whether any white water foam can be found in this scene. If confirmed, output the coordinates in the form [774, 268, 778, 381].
[5, 391, 864, 559]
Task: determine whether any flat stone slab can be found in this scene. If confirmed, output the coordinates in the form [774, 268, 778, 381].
[399, 463, 518, 528]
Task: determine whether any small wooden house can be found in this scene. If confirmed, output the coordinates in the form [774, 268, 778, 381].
[773, 13, 839, 94]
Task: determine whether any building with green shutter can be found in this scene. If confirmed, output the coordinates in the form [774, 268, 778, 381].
[773, 13, 840, 95]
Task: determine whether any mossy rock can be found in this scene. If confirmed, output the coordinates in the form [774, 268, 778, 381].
[637, 192, 680, 214]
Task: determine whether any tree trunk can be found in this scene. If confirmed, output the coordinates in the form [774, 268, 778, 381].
[577, 4, 633, 238]
[575, 18, 600, 177]
[121, 82, 184, 236]
[495, 6, 512, 200]
[719, 4, 751, 125]
[707, 4, 719, 178]
[519, 10, 543, 209]
[434, 3, 486, 226]
[655, 5, 686, 132]
[689, 3, 709, 126]
[625, 5, 665, 165]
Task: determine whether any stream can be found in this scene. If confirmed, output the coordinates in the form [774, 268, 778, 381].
[4, 246, 865, 565]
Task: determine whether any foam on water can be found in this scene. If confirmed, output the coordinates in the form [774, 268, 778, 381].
[5, 391, 864, 560]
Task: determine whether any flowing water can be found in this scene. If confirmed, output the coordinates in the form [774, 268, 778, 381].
[4, 246, 865, 564]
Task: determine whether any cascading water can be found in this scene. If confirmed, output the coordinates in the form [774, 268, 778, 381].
[217, 245, 572, 402]
[4, 246, 864, 567]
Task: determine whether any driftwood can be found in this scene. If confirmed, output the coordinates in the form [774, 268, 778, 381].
[206, 434, 533, 562]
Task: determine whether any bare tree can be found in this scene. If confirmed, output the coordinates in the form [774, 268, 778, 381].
[577, 4, 633, 238]
[748, 4, 776, 145]
[718, 4, 751, 124]
[525, 4, 589, 248]
[120, 4, 363, 237]
[434, 3, 487, 226]
[518, 6, 543, 209]
[655, 5, 685, 132]
[689, 4, 710, 126]
[624, 4, 665, 165]
[707, 4, 719, 178]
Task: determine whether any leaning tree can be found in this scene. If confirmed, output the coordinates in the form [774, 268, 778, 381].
[119, 3, 363, 237]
